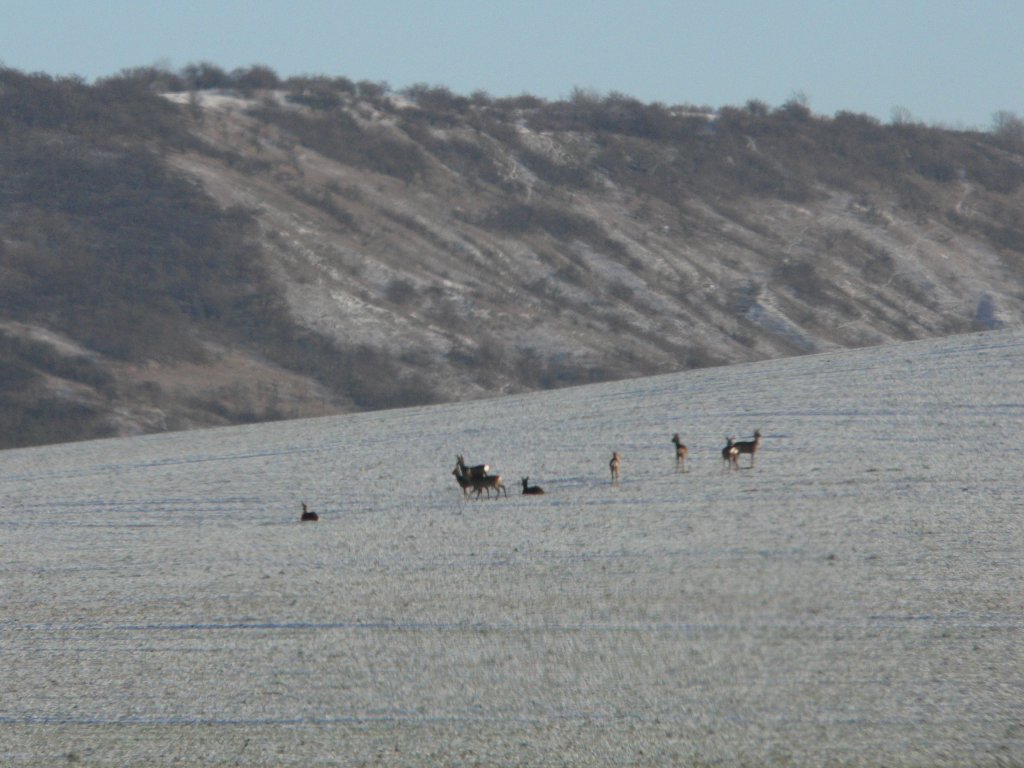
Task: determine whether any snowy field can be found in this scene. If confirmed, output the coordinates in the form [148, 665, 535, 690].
[2, 329, 1023, 766]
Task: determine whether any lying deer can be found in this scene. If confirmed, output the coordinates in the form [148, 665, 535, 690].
[722, 437, 739, 469]
[521, 477, 545, 495]
[671, 433, 688, 471]
[609, 451, 621, 484]
[300, 502, 319, 522]
[732, 430, 762, 467]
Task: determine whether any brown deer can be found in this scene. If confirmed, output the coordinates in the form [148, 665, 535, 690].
[671, 433, 688, 471]
[453, 461, 506, 499]
[521, 477, 545, 495]
[469, 472, 507, 499]
[609, 451, 621, 484]
[456, 455, 489, 480]
[452, 465, 473, 499]
[300, 502, 319, 522]
[732, 430, 762, 467]
[721, 437, 739, 469]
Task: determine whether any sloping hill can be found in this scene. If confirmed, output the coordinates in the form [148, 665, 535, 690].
[3, 326, 1022, 765]
[2, 66, 1024, 448]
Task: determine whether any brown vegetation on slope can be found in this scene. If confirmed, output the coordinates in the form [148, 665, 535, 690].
[2, 65, 1024, 448]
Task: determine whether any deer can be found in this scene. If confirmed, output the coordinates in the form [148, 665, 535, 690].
[521, 477, 545, 495]
[300, 502, 319, 522]
[456, 455, 489, 481]
[452, 465, 473, 499]
[671, 433, 688, 471]
[453, 461, 506, 499]
[732, 430, 762, 467]
[722, 437, 739, 469]
[609, 451, 621, 484]
[469, 472, 507, 499]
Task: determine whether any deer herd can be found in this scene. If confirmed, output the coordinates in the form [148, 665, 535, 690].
[301, 431, 763, 518]
[454, 429, 763, 500]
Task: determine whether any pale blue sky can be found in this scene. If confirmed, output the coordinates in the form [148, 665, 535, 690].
[2, 0, 1020, 129]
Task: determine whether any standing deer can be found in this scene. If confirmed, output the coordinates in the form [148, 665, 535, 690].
[609, 451, 621, 484]
[456, 455, 489, 480]
[300, 502, 319, 522]
[722, 437, 739, 469]
[452, 465, 472, 499]
[732, 430, 762, 467]
[521, 477, 545, 495]
[671, 433, 688, 471]
[469, 472, 506, 499]
[453, 461, 506, 499]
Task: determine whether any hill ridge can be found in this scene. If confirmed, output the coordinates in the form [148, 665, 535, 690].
[2, 66, 1023, 448]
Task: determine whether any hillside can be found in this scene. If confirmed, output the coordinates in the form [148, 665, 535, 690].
[3, 65, 1024, 448]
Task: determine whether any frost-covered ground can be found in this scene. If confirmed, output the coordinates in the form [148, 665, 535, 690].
[1, 329, 1022, 766]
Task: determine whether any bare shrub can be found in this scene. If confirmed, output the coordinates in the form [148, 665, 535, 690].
[608, 280, 635, 303]
[231, 65, 280, 93]
[775, 261, 828, 299]
[992, 111, 1024, 148]
[251, 103, 427, 181]
[480, 202, 626, 261]
[386, 278, 417, 305]
[180, 62, 231, 91]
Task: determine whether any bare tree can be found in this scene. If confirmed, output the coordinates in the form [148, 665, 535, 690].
[992, 111, 1024, 147]
[890, 106, 916, 126]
